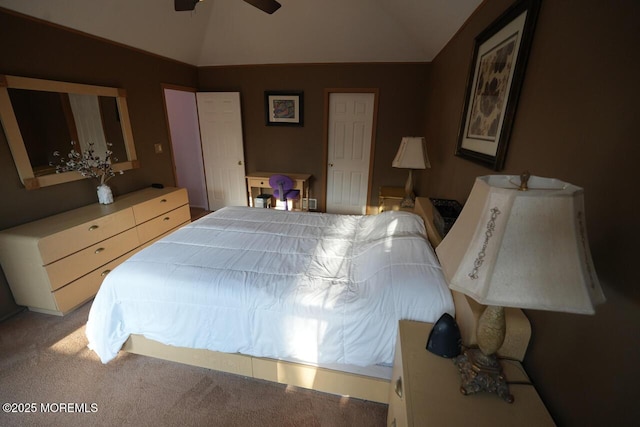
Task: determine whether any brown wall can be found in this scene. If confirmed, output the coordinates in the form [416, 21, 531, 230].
[0, 10, 198, 315]
[198, 63, 429, 210]
[422, 0, 640, 425]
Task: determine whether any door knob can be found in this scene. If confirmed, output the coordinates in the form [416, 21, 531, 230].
[329, 163, 334, 167]
[238, 160, 243, 165]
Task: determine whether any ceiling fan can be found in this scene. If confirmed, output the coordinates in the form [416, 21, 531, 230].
[175, 0, 281, 14]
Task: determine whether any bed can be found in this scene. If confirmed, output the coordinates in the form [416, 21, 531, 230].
[85, 197, 530, 403]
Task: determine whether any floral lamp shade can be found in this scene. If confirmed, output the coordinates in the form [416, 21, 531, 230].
[392, 137, 431, 170]
[436, 174, 606, 313]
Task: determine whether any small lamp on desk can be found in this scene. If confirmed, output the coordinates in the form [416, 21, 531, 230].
[392, 137, 431, 208]
[435, 172, 606, 402]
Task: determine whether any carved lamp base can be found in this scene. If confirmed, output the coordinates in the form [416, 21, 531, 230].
[453, 348, 514, 403]
[400, 195, 416, 208]
[400, 168, 416, 208]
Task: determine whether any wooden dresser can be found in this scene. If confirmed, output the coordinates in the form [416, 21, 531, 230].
[0, 187, 189, 315]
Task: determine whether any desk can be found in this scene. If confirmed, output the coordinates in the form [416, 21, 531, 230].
[246, 172, 311, 211]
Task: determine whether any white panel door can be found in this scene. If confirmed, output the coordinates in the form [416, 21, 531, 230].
[326, 93, 375, 214]
[197, 92, 247, 211]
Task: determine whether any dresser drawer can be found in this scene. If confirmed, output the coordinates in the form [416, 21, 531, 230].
[53, 252, 134, 314]
[45, 228, 140, 291]
[38, 208, 136, 265]
[136, 204, 190, 245]
[132, 188, 188, 224]
[248, 177, 270, 188]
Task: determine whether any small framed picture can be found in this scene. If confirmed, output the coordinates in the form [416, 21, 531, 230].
[264, 91, 304, 126]
[456, 0, 541, 170]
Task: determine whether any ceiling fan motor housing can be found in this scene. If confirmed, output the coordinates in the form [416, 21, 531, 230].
[175, 0, 282, 14]
[174, 0, 199, 12]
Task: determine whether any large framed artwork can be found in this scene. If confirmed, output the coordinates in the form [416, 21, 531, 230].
[264, 91, 304, 126]
[456, 0, 541, 170]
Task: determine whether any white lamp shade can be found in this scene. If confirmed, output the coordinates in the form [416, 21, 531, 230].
[436, 175, 605, 314]
[392, 137, 431, 169]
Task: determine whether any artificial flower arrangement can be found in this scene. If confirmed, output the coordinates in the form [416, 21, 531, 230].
[52, 141, 123, 186]
[51, 141, 124, 204]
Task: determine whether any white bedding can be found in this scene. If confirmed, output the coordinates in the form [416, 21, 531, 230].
[86, 207, 454, 367]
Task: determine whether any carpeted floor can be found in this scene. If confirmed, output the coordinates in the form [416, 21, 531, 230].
[0, 302, 387, 427]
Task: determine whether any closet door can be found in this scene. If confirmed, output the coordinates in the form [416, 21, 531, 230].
[196, 92, 247, 210]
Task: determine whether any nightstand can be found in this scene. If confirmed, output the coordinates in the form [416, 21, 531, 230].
[387, 320, 555, 427]
[379, 186, 414, 213]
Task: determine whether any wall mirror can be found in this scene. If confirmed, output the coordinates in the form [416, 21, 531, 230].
[0, 75, 138, 190]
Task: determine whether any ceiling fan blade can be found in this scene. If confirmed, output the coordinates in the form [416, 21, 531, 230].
[243, 0, 281, 14]
[175, 0, 199, 12]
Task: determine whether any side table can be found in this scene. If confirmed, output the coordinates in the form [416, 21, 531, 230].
[387, 320, 555, 427]
[379, 186, 413, 213]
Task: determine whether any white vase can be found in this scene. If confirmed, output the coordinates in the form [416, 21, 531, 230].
[97, 184, 113, 204]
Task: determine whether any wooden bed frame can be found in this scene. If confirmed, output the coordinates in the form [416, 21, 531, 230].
[122, 197, 531, 404]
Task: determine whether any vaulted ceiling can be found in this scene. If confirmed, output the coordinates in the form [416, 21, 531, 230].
[0, 0, 482, 66]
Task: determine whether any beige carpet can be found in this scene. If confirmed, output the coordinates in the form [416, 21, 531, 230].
[0, 302, 387, 426]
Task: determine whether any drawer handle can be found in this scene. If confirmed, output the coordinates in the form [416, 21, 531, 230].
[89, 225, 99, 231]
[94, 247, 105, 254]
[394, 377, 403, 398]
[160, 199, 167, 203]
[101, 269, 111, 277]
[163, 217, 170, 221]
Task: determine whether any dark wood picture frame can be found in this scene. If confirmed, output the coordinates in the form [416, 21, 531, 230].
[264, 91, 304, 127]
[456, 0, 541, 170]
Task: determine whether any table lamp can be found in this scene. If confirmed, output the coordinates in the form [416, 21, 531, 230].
[392, 137, 431, 208]
[435, 172, 606, 402]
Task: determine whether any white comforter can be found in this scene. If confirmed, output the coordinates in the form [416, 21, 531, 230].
[86, 207, 454, 366]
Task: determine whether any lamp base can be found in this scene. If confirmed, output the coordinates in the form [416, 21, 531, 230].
[399, 169, 416, 208]
[453, 348, 514, 403]
[400, 195, 416, 208]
